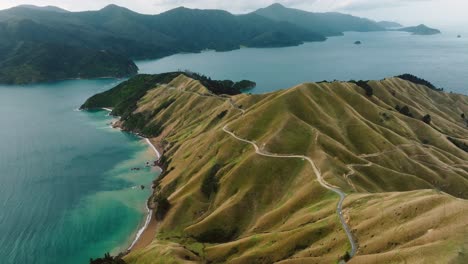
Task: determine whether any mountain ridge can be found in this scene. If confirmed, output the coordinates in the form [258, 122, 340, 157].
[253, 3, 385, 36]
[82, 73, 468, 263]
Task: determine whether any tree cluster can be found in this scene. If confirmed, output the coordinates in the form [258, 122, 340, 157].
[90, 253, 126, 264]
[184, 71, 256, 95]
[395, 105, 413, 117]
[201, 164, 221, 198]
[396, 74, 443, 91]
[350, 80, 373, 97]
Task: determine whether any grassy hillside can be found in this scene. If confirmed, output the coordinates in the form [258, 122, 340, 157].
[83, 74, 468, 263]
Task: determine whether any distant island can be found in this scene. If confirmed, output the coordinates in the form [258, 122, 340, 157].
[0, 3, 394, 85]
[396, 24, 441, 35]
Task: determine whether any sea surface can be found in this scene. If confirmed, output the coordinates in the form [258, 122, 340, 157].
[138, 30, 468, 95]
[0, 80, 159, 264]
[0, 29, 467, 264]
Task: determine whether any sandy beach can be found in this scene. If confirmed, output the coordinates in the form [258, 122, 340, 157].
[126, 137, 163, 252]
[102, 107, 163, 253]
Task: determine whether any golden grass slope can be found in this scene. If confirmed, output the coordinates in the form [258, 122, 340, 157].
[121, 75, 467, 263]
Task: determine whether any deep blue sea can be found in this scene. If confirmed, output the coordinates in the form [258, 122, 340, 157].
[0, 29, 467, 264]
[138, 30, 468, 95]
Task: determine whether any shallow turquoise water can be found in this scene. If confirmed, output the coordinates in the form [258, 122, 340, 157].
[138, 30, 468, 95]
[0, 80, 159, 264]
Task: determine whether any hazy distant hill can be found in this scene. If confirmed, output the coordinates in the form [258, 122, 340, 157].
[377, 20, 403, 28]
[397, 24, 441, 35]
[16, 4, 69, 13]
[254, 3, 385, 36]
[0, 4, 324, 84]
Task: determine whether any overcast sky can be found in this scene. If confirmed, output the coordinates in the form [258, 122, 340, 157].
[1, 0, 467, 28]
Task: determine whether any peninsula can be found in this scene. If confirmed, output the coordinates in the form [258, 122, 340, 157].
[83, 73, 468, 263]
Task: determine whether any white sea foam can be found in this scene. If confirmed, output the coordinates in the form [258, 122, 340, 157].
[145, 138, 161, 159]
[127, 204, 153, 251]
[126, 138, 162, 251]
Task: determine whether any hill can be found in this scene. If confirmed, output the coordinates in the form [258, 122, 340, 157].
[253, 3, 385, 36]
[82, 73, 468, 263]
[0, 4, 324, 84]
[397, 24, 441, 35]
[16, 5, 69, 13]
[377, 21, 402, 28]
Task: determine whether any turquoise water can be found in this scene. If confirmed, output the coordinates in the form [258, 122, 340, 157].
[138, 30, 468, 95]
[0, 80, 159, 264]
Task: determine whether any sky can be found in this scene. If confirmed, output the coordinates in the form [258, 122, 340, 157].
[0, 0, 467, 28]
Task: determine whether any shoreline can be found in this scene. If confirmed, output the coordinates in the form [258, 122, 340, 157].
[126, 138, 162, 252]
[99, 107, 162, 253]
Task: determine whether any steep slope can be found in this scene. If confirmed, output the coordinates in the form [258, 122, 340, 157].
[253, 3, 385, 36]
[83, 74, 468, 263]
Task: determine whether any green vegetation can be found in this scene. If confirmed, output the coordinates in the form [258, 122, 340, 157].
[90, 253, 126, 264]
[80, 73, 181, 118]
[350, 80, 373, 96]
[185, 72, 256, 95]
[154, 194, 171, 221]
[201, 164, 221, 198]
[447, 137, 468, 152]
[0, 40, 137, 84]
[396, 105, 413, 117]
[396, 74, 442, 91]
[195, 227, 238, 243]
[422, 114, 432, 124]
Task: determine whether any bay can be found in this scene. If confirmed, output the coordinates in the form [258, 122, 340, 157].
[138, 30, 468, 95]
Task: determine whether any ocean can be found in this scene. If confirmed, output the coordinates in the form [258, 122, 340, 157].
[0, 80, 159, 264]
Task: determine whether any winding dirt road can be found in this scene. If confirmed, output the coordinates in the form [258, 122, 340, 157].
[160, 82, 357, 259]
[222, 125, 357, 258]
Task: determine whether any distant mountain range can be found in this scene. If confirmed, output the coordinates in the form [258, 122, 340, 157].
[0, 3, 438, 84]
[254, 3, 385, 36]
